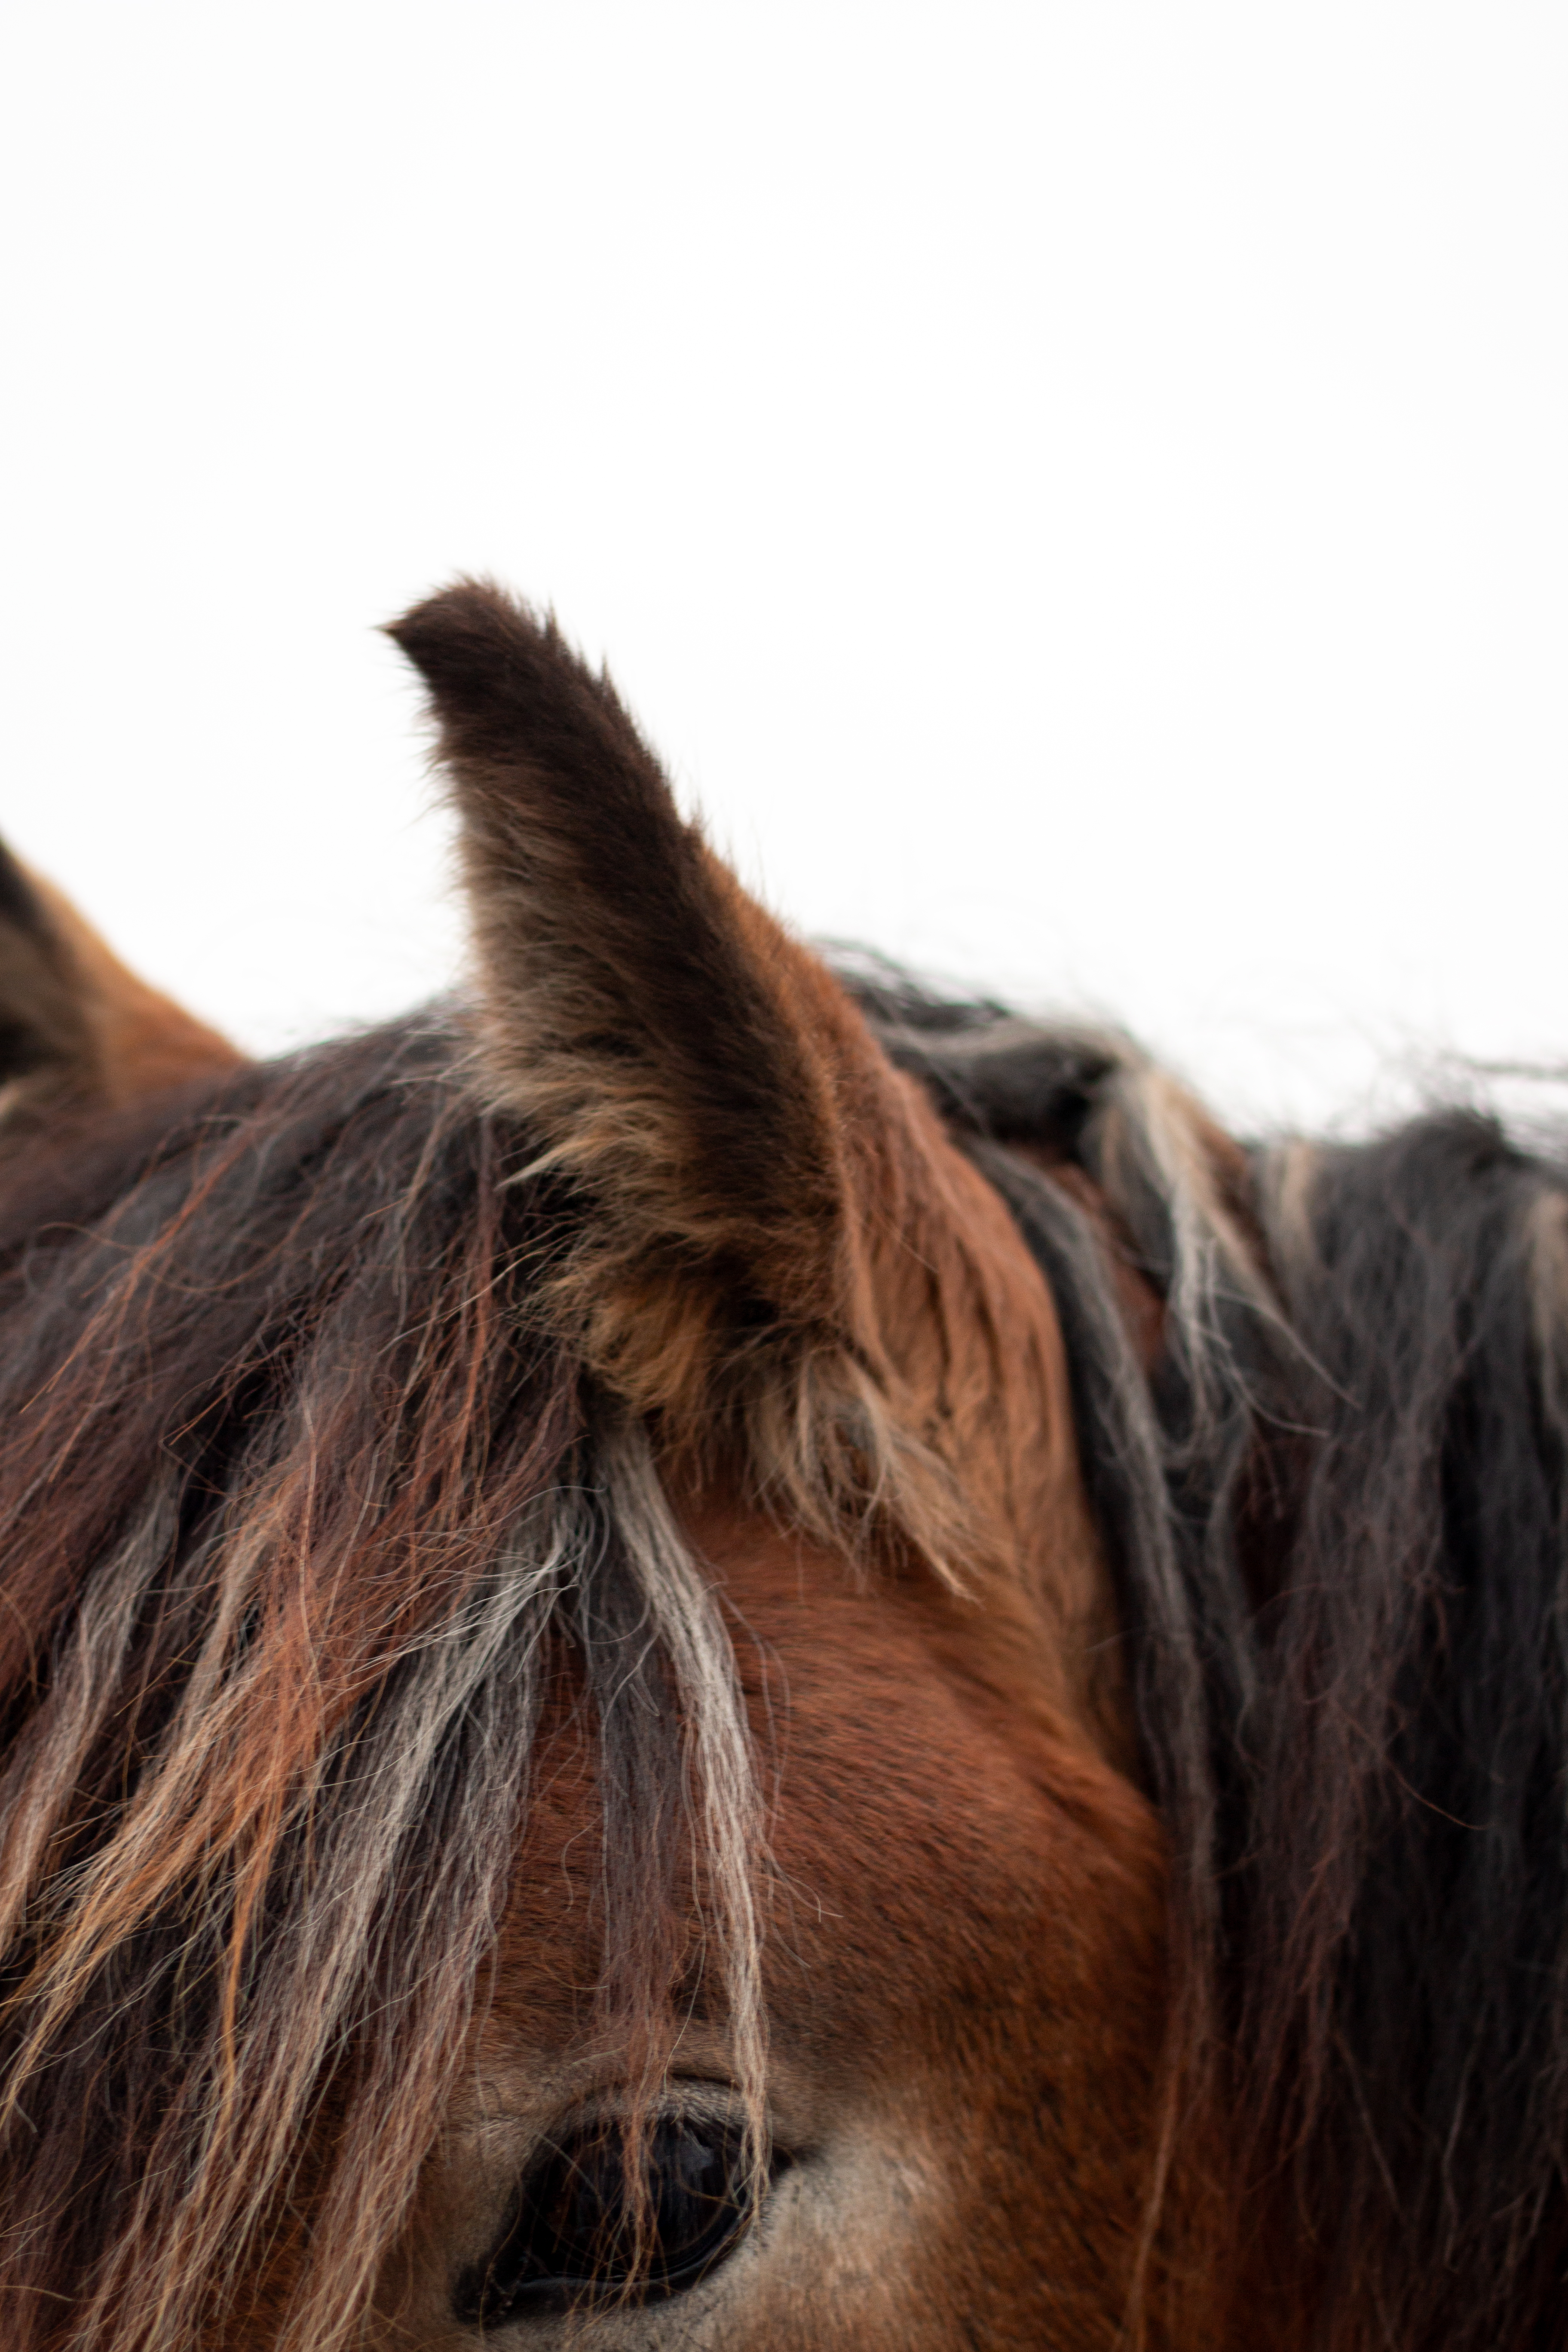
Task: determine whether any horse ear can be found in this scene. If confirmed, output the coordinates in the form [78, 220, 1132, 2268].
[388, 579, 887, 1414]
[0, 842, 242, 1120]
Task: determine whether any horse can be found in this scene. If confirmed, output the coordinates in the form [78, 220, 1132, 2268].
[0, 581, 1564, 2352]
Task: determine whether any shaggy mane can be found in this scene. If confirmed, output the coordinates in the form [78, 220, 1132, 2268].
[850, 962, 1568, 2351]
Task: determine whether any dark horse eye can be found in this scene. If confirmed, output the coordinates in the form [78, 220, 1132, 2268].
[454, 2113, 760, 2325]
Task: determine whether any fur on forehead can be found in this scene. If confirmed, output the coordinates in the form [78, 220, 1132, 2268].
[388, 581, 1060, 1577]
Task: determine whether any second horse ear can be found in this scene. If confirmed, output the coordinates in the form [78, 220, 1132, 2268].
[0, 843, 242, 1124]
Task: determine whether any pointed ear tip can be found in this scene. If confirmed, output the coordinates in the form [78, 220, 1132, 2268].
[384, 575, 509, 651]
[383, 579, 566, 714]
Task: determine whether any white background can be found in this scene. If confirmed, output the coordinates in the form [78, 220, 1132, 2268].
[2, 3, 1564, 1133]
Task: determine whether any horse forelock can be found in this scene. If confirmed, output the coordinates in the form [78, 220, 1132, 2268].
[0, 1017, 769, 2352]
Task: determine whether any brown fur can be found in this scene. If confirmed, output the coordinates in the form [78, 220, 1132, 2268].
[372, 1510, 1178, 2350]
[29, 870, 242, 1099]
[0, 842, 239, 1124]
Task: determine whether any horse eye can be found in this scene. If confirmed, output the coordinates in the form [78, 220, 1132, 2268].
[454, 2112, 760, 2325]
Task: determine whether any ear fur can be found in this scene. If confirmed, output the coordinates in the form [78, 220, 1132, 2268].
[388, 580, 866, 1410]
[0, 842, 241, 1121]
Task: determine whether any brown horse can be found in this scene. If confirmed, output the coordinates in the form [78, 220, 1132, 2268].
[0, 583, 1565, 2350]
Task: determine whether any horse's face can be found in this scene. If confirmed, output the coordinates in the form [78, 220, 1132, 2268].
[379, 1509, 1164, 2350]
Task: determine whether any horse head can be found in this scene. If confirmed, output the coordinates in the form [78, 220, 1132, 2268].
[4, 584, 1566, 2351]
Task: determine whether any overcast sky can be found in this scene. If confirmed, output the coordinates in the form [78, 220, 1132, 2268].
[2, 3, 1564, 1134]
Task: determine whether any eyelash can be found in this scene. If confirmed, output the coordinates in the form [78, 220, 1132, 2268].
[453, 2110, 781, 2326]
